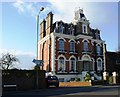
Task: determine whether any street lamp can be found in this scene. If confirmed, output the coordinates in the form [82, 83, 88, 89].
[36, 7, 44, 60]
[36, 7, 44, 89]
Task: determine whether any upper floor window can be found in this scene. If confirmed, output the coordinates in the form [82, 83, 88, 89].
[59, 39, 64, 51]
[97, 45, 100, 55]
[59, 23, 63, 33]
[84, 40, 88, 52]
[82, 25, 87, 33]
[70, 41, 75, 52]
[84, 26, 86, 33]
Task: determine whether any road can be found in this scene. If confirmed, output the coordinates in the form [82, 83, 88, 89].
[2, 85, 120, 97]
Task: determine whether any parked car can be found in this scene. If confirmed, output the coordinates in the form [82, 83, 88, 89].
[46, 75, 59, 87]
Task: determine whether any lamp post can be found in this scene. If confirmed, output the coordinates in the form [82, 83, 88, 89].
[36, 7, 44, 89]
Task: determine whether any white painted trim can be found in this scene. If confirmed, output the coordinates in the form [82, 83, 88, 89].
[69, 55, 76, 61]
[82, 39, 90, 43]
[91, 39, 105, 44]
[76, 34, 92, 40]
[38, 34, 50, 44]
[69, 55, 77, 71]
[97, 57, 103, 71]
[57, 54, 66, 60]
[51, 33, 56, 74]
[81, 54, 91, 61]
[57, 37, 66, 42]
[91, 58, 95, 71]
[58, 54, 66, 71]
[96, 43, 102, 47]
[68, 39, 76, 43]
[82, 24, 88, 34]
[77, 41, 80, 44]
[103, 43, 106, 71]
[55, 33, 75, 39]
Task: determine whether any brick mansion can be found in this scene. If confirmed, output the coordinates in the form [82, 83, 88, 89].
[38, 8, 107, 81]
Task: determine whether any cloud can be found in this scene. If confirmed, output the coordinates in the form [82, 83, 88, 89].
[12, 0, 38, 17]
[0, 49, 35, 69]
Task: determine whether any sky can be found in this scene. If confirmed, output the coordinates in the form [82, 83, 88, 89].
[0, 0, 119, 69]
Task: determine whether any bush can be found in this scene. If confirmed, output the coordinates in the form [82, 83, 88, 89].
[75, 78, 80, 81]
[71, 78, 75, 81]
[84, 73, 91, 82]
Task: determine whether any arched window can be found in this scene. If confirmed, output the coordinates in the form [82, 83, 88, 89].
[69, 58, 76, 72]
[84, 40, 88, 52]
[59, 39, 64, 51]
[97, 59, 102, 71]
[97, 45, 100, 55]
[70, 41, 75, 52]
[58, 57, 65, 72]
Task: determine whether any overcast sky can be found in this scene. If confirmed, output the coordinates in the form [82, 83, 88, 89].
[0, 0, 119, 69]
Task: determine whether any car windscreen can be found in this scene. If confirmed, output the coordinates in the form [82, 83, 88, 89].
[47, 76, 58, 80]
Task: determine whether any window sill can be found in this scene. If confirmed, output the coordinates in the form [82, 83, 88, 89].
[57, 71, 67, 74]
[69, 52, 78, 54]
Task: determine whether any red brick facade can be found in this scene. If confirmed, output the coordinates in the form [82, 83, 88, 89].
[38, 8, 106, 81]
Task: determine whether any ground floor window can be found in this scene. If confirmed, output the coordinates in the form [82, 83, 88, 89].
[69, 58, 76, 72]
[97, 59, 102, 71]
[58, 57, 65, 72]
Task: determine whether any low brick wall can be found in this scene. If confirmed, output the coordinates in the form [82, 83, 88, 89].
[59, 81, 92, 87]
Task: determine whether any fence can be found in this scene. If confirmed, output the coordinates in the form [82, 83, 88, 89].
[2, 70, 46, 92]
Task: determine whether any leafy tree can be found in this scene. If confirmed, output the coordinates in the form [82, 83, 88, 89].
[0, 53, 19, 70]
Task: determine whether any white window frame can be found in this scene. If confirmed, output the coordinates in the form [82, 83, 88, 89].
[70, 41, 75, 52]
[58, 57, 66, 72]
[91, 58, 95, 71]
[97, 58, 102, 71]
[69, 56, 77, 72]
[59, 39, 64, 51]
[84, 40, 88, 52]
[97, 45, 100, 55]
[69, 58, 76, 72]
[82, 24, 87, 34]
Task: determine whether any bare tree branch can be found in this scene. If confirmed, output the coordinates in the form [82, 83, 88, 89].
[0, 53, 19, 70]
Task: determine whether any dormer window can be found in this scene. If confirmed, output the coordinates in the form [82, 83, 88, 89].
[59, 23, 63, 33]
[70, 26, 74, 35]
[96, 32, 100, 39]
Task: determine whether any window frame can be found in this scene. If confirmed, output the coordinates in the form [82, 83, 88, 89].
[59, 39, 64, 51]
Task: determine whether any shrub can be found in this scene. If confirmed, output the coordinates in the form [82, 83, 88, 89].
[84, 73, 91, 82]
[71, 78, 75, 81]
[75, 78, 80, 81]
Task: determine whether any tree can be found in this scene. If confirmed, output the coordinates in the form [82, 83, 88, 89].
[0, 53, 19, 70]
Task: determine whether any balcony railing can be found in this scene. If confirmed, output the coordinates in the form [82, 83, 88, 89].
[58, 49, 67, 53]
